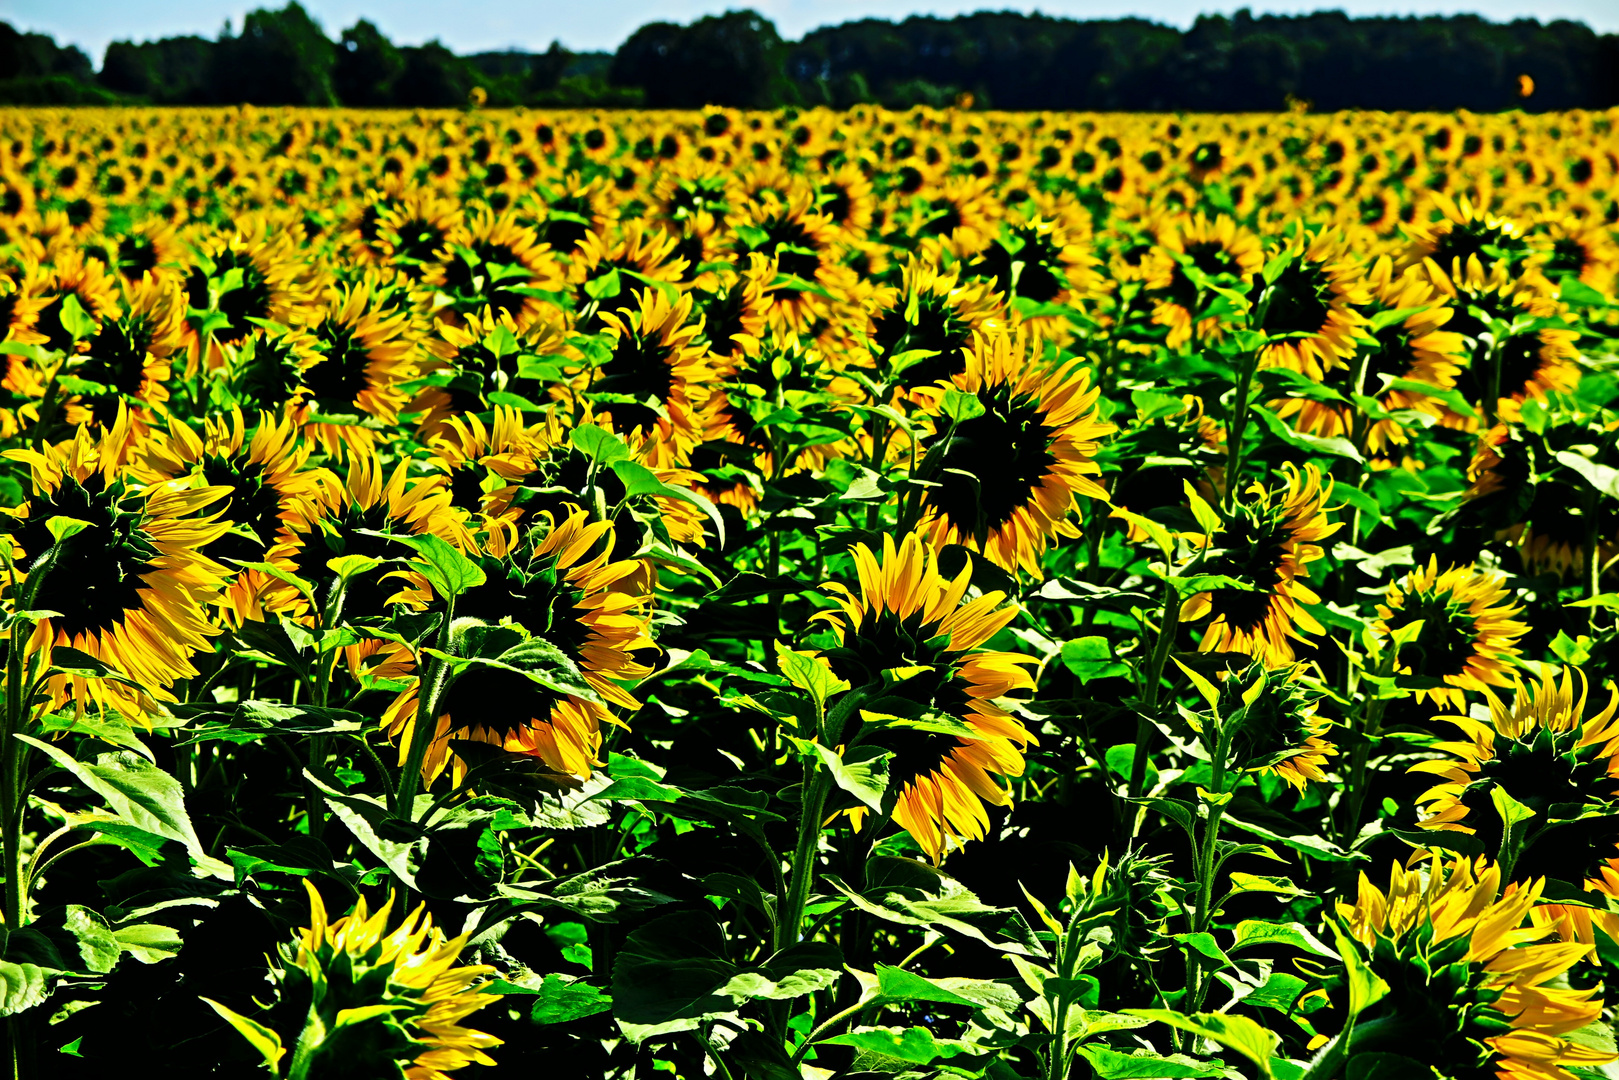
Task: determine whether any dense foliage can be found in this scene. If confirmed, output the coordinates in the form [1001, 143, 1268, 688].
[5, 4, 1619, 111]
[0, 101, 1617, 1080]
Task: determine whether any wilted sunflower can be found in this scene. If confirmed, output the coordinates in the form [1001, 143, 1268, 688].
[1181, 463, 1339, 666]
[3, 413, 230, 717]
[814, 533, 1038, 863]
[208, 881, 502, 1080]
[1336, 856, 1610, 1080]
[1373, 556, 1527, 712]
[382, 510, 654, 788]
[913, 328, 1112, 577]
[1413, 667, 1619, 890]
[1252, 229, 1370, 381]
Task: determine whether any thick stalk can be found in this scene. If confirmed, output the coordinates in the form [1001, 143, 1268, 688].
[1222, 347, 1260, 514]
[1339, 645, 1399, 844]
[776, 768, 833, 953]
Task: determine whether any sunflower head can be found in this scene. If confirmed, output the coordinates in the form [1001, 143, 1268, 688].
[813, 534, 1037, 862]
[210, 881, 502, 1080]
[1373, 557, 1527, 711]
[914, 327, 1112, 577]
[1251, 229, 1369, 380]
[1413, 667, 1619, 887]
[1333, 856, 1608, 1080]
[1181, 463, 1339, 666]
[1177, 660, 1337, 791]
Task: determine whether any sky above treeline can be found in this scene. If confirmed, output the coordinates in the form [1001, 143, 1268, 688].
[9, 0, 1618, 63]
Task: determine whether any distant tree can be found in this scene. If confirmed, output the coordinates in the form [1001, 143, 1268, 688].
[393, 42, 475, 108]
[209, 2, 338, 106]
[612, 10, 786, 108]
[335, 19, 403, 106]
[99, 37, 213, 102]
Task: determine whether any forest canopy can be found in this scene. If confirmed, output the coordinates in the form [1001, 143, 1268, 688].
[1, 3, 1617, 110]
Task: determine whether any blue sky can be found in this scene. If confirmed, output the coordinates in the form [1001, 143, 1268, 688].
[10, 0, 1617, 62]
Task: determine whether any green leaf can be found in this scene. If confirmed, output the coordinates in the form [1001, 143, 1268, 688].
[1252, 405, 1364, 462]
[1230, 920, 1337, 958]
[820, 1026, 982, 1064]
[941, 387, 987, 422]
[1328, 921, 1389, 1019]
[1078, 1045, 1224, 1079]
[874, 965, 981, 1008]
[201, 998, 286, 1070]
[811, 742, 892, 812]
[395, 533, 487, 599]
[570, 424, 632, 465]
[1345, 1053, 1433, 1080]
[113, 923, 184, 964]
[774, 642, 850, 709]
[1555, 450, 1619, 500]
[1060, 637, 1129, 684]
[526, 974, 613, 1024]
[0, 962, 51, 1017]
[16, 738, 227, 877]
[56, 294, 97, 342]
[61, 906, 120, 974]
[1125, 1010, 1278, 1075]
[44, 516, 91, 543]
[610, 460, 726, 546]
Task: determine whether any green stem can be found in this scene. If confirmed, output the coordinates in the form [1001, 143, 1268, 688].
[1223, 346, 1260, 514]
[777, 768, 833, 953]
[1339, 645, 1398, 845]
[1128, 576, 1181, 803]
[395, 596, 457, 820]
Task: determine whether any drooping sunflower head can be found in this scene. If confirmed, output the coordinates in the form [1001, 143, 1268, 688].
[1413, 667, 1619, 888]
[867, 257, 1006, 399]
[1336, 856, 1608, 1080]
[3, 417, 231, 713]
[1373, 556, 1527, 712]
[588, 286, 713, 465]
[915, 327, 1113, 577]
[215, 880, 502, 1080]
[1180, 660, 1338, 791]
[382, 510, 654, 788]
[813, 533, 1038, 862]
[1402, 191, 1531, 285]
[1181, 463, 1340, 667]
[1144, 212, 1264, 349]
[1252, 229, 1370, 380]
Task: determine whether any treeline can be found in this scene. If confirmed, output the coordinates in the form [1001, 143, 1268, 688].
[0, 4, 635, 108]
[3, 3, 1618, 111]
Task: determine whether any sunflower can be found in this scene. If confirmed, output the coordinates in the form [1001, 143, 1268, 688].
[816, 163, 877, 237]
[300, 274, 417, 440]
[1143, 212, 1263, 350]
[1538, 217, 1618, 295]
[34, 249, 120, 356]
[211, 881, 502, 1080]
[431, 207, 565, 328]
[1402, 191, 1530, 285]
[1274, 256, 1466, 459]
[1413, 667, 1619, 890]
[1180, 463, 1339, 667]
[584, 286, 713, 467]
[412, 305, 570, 436]
[423, 405, 547, 556]
[109, 219, 183, 283]
[1372, 557, 1527, 712]
[732, 187, 856, 333]
[373, 188, 461, 281]
[136, 408, 323, 623]
[3, 413, 231, 718]
[813, 533, 1038, 863]
[1335, 855, 1610, 1080]
[909, 174, 999, 260]
[381, 510, 654, 788]
[570, 221, 689, 333]
[277, 446, 464, 624]
[1252, 229, 1370, 381]
[181, 215, 314, 368]
[866, 258, 1006, 401]
[1188, 660, 1339, 792]
[911, 328, 1112, 577]
[69, 272, 185, 430]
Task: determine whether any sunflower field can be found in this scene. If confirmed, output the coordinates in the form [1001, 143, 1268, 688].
[0, 101, 1617, 1080]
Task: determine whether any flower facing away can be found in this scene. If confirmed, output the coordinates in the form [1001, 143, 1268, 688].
[814, 533, 1038, 862]
[205, 881, 502, 1080]
[383, 509, 654, 789]
[1181, 463, 1340, 666]
[1413, 668, 1619, 932]
[1373, 556, 1527, 712]
[915, 328, 1113, 577]
[1335, 856, 1610, 1080]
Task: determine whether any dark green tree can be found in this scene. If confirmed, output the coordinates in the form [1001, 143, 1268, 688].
[209, 2, 338, 106]
[334, 19, 404, 106]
